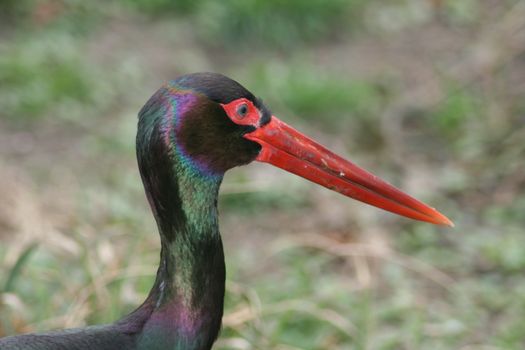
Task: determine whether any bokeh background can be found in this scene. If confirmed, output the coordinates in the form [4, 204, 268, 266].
[1, 1, 524, 349]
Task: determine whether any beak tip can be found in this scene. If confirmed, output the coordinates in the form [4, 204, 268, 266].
[438, 215, 455, 227]
[426, 207, 454, 227]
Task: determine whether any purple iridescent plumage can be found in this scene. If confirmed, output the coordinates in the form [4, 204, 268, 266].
[158, 84, 222, 178]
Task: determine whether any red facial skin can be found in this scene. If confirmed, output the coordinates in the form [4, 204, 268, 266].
[221, 98, 263, 127]
[221, 99, 453, 227]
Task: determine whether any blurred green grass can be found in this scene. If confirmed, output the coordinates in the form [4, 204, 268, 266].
[0, 35, 95, 121]
[1, 0, 525, 349]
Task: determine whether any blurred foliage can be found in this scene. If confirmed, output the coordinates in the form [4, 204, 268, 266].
[0, 0, 104, 34]
[0, 35, 95, 122]
[220, 189, 310, 215]
[36, 0, 371, 48]
[0, 0, 31, 20]
[430, 86, 482, 137]
[1, 0, 525, 349]
[195, 0, 367, 48]
[122, 0, 198, 15]
[121, 0, 368, 47]
[443, 0, 479, 24]
[243, 64, 388, 122]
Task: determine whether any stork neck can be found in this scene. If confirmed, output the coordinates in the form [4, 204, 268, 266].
[136, 142, 226, 349]
[153, 169, 224, 308]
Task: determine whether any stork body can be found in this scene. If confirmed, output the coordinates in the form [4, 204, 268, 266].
[0, 73, 451, 350]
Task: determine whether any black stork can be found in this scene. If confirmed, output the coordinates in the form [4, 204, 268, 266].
[0, 73, 452, 350]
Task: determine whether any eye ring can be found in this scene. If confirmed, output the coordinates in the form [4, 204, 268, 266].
[236, 103, 248, 119]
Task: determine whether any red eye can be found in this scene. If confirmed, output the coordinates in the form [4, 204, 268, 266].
[221, 98, 261, 127]
[237, 103, 248, 118]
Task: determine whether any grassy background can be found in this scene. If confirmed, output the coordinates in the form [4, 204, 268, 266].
[1, 0, 525, 349]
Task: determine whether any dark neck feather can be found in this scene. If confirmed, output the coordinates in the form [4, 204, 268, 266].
[127, 99, 225, 350]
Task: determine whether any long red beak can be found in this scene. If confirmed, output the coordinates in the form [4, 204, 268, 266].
[244, 116, 453, 226]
